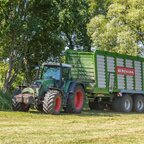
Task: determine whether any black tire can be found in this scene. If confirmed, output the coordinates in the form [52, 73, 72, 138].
[133, 95, 144, 113]
[43, 90, 62, 114]
[89, 101, 96, 110]
[12, 98, 30, 112]
[88, 101, 104, 110]
[35, 98, 43, 112]
[112, 94, 133, 113]
[12, 88, 22, 111]
[36, 104, 43, 112]
[12, 98, 22, 111]
[65, 85, 85, 113]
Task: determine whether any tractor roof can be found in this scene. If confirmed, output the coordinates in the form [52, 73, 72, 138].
[42, 63, 72, 68]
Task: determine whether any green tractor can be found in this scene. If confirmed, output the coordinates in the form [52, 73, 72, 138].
[12, 63, 85, 114]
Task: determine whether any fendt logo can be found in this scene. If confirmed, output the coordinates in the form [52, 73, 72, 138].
[116, 66, 135, 76]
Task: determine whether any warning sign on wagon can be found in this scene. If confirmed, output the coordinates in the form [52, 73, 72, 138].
[116, 66, 135, 76]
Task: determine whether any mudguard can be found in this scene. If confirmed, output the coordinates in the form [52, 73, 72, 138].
[48, 87, 64, 98]
[62, 81, 85, 108]
[68, 81, 85, 94]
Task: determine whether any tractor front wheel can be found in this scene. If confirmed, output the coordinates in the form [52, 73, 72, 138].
[43, 90, 62, 114]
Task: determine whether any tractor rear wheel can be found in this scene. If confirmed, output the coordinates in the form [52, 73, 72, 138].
[43, 90, 62, 114]
[65, 85, 85, 113]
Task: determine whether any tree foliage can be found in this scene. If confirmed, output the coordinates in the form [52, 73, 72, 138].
[0, 0, 65, 91]
[57, 0, 92, 51]
[87, 0, 144, 55]
[88, 0, 113, 16]
[0, 0, 96, 91]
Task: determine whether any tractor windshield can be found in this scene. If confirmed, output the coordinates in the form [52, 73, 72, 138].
[42, 66, 60, 80]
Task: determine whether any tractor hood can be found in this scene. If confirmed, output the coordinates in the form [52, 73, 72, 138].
[32, 79, 55, 96]
[34, 79, 55, 89]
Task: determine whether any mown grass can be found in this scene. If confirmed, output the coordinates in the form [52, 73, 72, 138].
[0, 110, 144, 144]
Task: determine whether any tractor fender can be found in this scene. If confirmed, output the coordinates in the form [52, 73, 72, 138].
[48, 87, 64, 98]
[62, 81, 85, 106]
[68, 81, 85, 94]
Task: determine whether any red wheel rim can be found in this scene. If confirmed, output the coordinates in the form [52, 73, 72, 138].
[74, 90, 84, 110]
[55, 96, 61, 112]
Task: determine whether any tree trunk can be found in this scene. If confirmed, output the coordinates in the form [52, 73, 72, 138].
[2, 52, 14, 92]
[2, 51, 22, 93]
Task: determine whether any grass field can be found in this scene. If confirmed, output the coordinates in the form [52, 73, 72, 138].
[0, 110, 144, 144]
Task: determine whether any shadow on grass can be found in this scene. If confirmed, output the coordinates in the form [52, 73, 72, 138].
[28, 109, 124, 117]
[1, 108, 142, 117]
[79, 110, 144, 117]
[77, 109, 122, 117]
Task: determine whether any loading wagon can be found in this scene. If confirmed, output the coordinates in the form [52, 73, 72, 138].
[66, 50, 144, 113]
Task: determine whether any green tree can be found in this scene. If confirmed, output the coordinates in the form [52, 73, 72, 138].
[0, 0, 64, 92]
[0, 62, 7, 88]
[58, 0, 113, 51]
[88, 0, 113, 16]
[87, 0, 144, 55]
[58, 0, 91, 51]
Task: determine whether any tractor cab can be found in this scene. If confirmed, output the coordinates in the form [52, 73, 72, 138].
[41, 63, 72, 81]
[35, 63, 72, 90]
